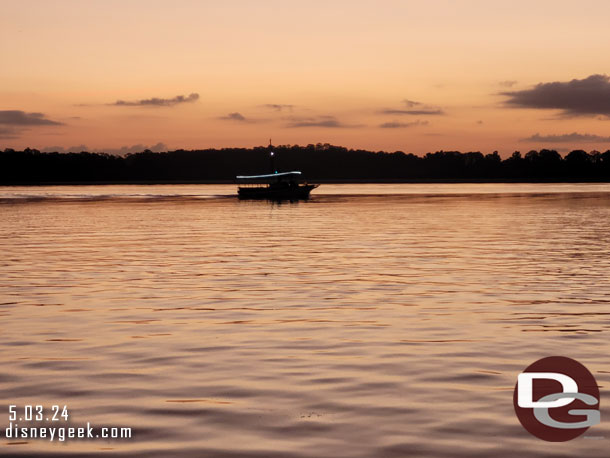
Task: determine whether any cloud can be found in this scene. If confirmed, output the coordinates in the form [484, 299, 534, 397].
[403, 99, 422, 108]
[218, 112, 269, 123]
[378, 99, 444, 116]
[0, 126, 20, 139]
[380, 108, 444, 115]
[499, 80, 518, 88]
[261, 104, 294, 112]
[379, 120, 428, 129]
[0, 110, 63, 126]
[41, 144, 88, 153]
[41, 142, 168, 155]
[112, 93, 199, 107]
[219, 112, 248, 122]
[284, 115, 360, 128]
[501, 74, 610, 116]
[0, 126, 19, 139]
[521, 132, 610, 143]
[105, 142, 168, 154]
[377, 99, 444, 116]
[0, 110, 64, 139]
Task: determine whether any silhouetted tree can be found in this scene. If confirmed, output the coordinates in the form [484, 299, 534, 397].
[1, 145, 610, 184]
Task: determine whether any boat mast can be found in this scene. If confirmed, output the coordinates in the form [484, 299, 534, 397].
[269, 138, 277, 174]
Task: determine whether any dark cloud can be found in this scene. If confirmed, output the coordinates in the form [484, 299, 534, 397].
[379, 120, 428, 129]
[378, 99, 443, 116]
[219, 112, 248, 122]
[261, 104, 294, 112]
[218, 112, 268, 123]
[285, 115, 359, 128]
[41, 142, 169, 155]
[112, 93, 199, 107]
[499, 80, 518, 88]
[501, 74, 610, 116]
[0, 110, 63, 126]
[0, 110, 64, 139]
[521, 132, 610, 143]
[380, 108, 444, 116]
[403, 99, 422, 108]
[43, 144, 89, 153]
[104, 142, 168, 154]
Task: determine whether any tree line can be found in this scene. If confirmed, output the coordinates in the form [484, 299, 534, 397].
[2, 144, 610, 184]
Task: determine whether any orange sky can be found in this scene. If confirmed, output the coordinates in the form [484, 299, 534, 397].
[2, 0, 610, 156]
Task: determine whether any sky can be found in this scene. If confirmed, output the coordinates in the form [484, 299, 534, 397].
[2, 0, 610, 156]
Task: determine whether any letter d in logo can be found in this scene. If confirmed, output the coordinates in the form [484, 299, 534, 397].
[517, 372, 578, 408]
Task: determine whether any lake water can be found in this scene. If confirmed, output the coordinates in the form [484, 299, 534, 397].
[1, 183, 609, 457]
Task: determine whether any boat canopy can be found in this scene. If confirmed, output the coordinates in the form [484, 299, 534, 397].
[236, 171, 302, 180]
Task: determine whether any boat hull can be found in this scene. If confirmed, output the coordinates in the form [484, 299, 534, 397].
[238, 184, 318, 200]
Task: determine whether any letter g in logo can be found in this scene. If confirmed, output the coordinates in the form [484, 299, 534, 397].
[513, 356, 600, 441]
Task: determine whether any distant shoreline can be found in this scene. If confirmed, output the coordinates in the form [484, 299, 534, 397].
[2, 178, 610, 186]
[3, 146, 610, 184]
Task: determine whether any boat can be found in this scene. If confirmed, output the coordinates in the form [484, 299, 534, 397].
[236, 144, 319, 200]
[236, 171, 318, 200]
